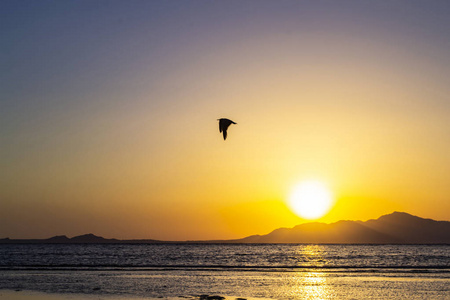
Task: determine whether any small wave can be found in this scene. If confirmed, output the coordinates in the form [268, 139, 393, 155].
[1, 264, 450, 273]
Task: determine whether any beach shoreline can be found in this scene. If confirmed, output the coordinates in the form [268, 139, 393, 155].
[0, 290, 271, 300]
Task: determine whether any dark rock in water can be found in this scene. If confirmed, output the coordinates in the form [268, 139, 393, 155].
[199, 295, 225, 300]
[236, 298, 247, 300]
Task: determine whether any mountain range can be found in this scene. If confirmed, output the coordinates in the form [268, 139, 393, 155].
[1, 212, 449, 244]
[229, 211, 450, 244]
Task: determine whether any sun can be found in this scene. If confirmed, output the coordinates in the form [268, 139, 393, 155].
[288, 180, 334, 220]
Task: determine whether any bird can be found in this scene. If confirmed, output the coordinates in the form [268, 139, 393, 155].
[218, 118, 237, 140]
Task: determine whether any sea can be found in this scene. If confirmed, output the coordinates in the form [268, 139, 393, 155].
[0, 244, 449, 299]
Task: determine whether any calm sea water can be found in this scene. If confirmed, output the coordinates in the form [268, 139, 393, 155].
[0, 244, 449, 299]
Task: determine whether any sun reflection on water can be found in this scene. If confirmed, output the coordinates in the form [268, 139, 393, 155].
[298, 245, 324, 259]
[286, 245, 334, 299]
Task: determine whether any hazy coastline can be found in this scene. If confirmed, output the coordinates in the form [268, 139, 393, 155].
[2, 212, 449, 245]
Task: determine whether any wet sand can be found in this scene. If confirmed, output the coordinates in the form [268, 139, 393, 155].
[0, 290, 271, 300]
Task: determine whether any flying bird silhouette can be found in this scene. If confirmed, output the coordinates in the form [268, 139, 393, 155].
[218, 118, 237, 140]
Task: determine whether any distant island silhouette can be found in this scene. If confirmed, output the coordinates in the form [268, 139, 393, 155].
[1, 212, 449, 244]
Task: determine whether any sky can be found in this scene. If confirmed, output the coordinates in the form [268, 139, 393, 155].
[1, 0, 450, 240]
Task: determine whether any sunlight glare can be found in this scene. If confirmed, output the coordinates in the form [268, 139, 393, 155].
[288, 180, 334, 219]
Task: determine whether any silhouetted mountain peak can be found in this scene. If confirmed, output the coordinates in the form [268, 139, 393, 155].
[369, 212, 439, 230]
[73, 233, 99, 239]
[46, 235, 70, 242]
[70, 233, 111, 243]
[376, 211, 423, 221]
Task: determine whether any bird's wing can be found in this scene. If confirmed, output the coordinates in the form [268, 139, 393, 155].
[223, 119, 232, 131]
[219, 119, 224, 132]
[223, 130, 227, 140]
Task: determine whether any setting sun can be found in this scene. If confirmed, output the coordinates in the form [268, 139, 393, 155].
[288, 181, 334, 220]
